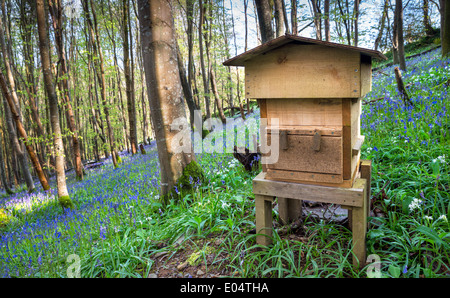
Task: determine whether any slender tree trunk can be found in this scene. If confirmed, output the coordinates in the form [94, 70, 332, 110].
[83, 0, 119, 167]
[229, 1, 245, 119]
[354, 0, 360, 46]
[123, 0, 138, 154]
[324, 0, 330, 41]
[36, 0, 72, 205]
[48, 0, 84, 181]
[105, 1, 130, 151]
[422, 0, 434, 36]
[310, 0, 322, 40]
[0, 136, 12, 194]
[255, 0, 274, 43]
[439, 0, 445, 43]
[291, 0, 298, 35]
[176, 45, 197, 129]
[199, 0, 211, 119]
[442, 0, 450, 57]
[374, 0, 389, 51]
[0, 14, 35, 192]
[138, 0, 201, 202]
[337, 0, 351, 45]
[394, 0, 406, 70]
[210, 68, 226, 123]
[274, 0, 285, 37]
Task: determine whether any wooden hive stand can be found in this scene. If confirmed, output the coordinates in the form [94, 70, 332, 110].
[252, 160, 372, 269]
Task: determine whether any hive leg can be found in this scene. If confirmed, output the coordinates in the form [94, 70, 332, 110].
[351, 179, 367, 269]
[360, 160, 372, 221]
[255, 195, 274, 246]
[278, 198, 302, 225]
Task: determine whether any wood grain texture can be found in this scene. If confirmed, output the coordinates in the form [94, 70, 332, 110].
[265, 133, 343, 175]
[266, 98, 342, 127]
[245, 44, 361, 98]
[253, 172, 364, 207]
[255, 194, 274, 246]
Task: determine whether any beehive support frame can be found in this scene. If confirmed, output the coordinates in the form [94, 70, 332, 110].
[253, 160, 371, 269]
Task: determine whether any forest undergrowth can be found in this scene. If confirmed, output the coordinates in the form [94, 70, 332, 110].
[0, 47, 449, 278]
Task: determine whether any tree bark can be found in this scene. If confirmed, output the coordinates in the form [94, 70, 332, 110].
[123, 0, 138, 154]
[0, 13, 35, 192]
[393, 0, 407, 70]
[374, 0, 389, 51]
[83, 0, 119, 167]
[198, 0, 211, 120]
[442, 0, 450, 57]
[291, 0, 298, 35]
[176, 45, 197, 129]
[394, 67, 413, 107]
[423, 0, 435, 36]
[310, 0, 322, 40]
[255, 0, 274, 43]
[0, 137, 12, 194]
[36, 0, 72, 205]
[324, 0, 330, 41]
[48, 0, 84, 181]
[353, 0, 360, 46]
[209, 68, 226, 124]
[274, 0, 285, 37]
[138, 0, 200, 201]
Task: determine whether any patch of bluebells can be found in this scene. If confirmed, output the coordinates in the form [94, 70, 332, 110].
[361, 48, 449, 148]
[0, 144, 160, 277]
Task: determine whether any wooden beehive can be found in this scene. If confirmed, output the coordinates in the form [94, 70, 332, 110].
[224, 35, 386, 187]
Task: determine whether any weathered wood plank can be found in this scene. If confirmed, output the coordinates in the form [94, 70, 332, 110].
[351, 178, 367, 269]
[360, 159, 372, 218]
[342, 99, 352, 180]
[278, 197, 302, 225]
[255, 194, 274, 246]
[265, 168, 344, 184]
[266, 125, 342, 137]
[265, 134, 342, 175]
[266, 98, 342, 127]
[245, 44, 361, 99]
[253, 172, 364, 207]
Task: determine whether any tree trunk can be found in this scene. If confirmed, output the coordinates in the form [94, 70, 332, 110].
[176, 45, 197, 129]
[422, 0, 435, 36]
[198, 0, 211, 120]
[0, 14, 35, 192]
[138, 0, 202, 202]
[274, 0, 285, 37]
[36, 0, 72, 206]
[291, 0, 298, 35]
[83, 0, 119, 167]
[310, 0, 322, 40]
[337, 0, 351, 45]
[374, 0, 389, 51]
[394, 0, 406, 70]
[442, 0, 450, 57]
[48, 0, 84, 181]
[123, 0, 138, 154]
[230, 1, 246, 119]
[0, 138, 12, 194]
[353, 0, 360, 46]
[394, 67, 413, 107]
[255, 0, 274, 43]
[324, 0, 330, 41]
[210, 68, 226, 124]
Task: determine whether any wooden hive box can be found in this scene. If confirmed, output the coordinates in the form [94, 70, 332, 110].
[224, 35, 386, 187]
